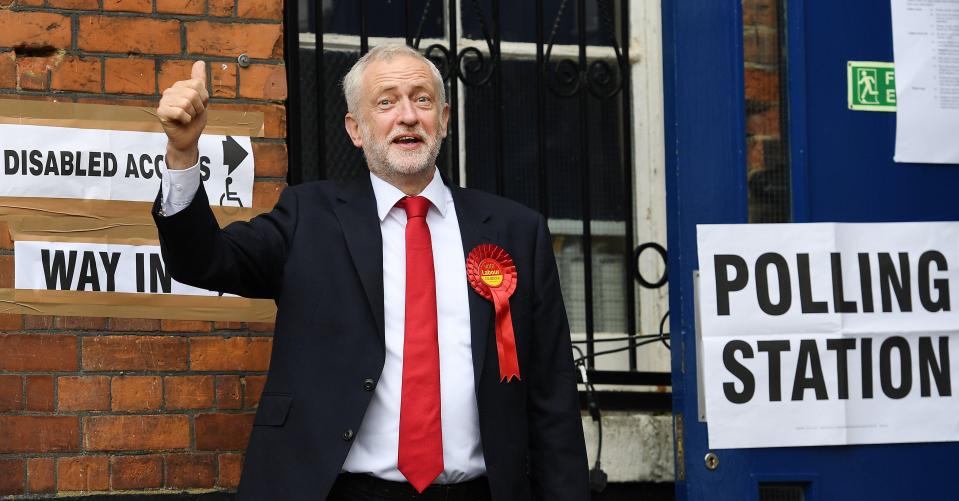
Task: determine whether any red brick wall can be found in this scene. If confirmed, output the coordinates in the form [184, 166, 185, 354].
[0, 0, 287, 494]
[742, 0, 788, 223]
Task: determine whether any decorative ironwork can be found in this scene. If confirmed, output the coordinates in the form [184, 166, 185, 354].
[634, 242, 668, 289]
[416, 1, 497, 87]
[287, 0, 665, 379]
[543, 0, 627, 100]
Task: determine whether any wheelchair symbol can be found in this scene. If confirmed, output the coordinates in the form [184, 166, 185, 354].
[219, 177, 243, 207]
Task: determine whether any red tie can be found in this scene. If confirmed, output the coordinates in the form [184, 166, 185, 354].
[396, 196, 444, 492]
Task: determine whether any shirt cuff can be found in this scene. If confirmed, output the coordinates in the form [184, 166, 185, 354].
[160, 161, 202, 216]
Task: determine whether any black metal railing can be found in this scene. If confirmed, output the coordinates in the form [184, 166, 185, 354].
[284, 0, 669, 393]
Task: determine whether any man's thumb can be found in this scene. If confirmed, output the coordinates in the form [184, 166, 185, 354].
[191, 60, 206, 84]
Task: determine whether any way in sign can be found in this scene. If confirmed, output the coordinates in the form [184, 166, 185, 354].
[41, 249, 172, 293]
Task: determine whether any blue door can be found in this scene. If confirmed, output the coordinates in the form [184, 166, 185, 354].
[664, 0, 959, 500]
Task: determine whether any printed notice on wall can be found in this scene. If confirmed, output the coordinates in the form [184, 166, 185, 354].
[891, 0, 959, 163]
[0, 124, 254, 207]
[14, 240, 231, 297]
[697, 222, 959, 449]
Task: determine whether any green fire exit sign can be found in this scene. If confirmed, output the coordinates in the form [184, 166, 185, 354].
[847, 61, 896, 111]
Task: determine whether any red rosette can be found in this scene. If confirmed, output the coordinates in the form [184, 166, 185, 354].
[466, 244, 520, 382]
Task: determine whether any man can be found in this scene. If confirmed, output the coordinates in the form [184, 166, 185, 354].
[153, 44, 588, 501]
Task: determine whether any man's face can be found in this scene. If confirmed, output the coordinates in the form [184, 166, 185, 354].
[345, 55, 450, 179]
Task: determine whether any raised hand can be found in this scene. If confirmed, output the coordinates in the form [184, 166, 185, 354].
[157, 60, 210, 169]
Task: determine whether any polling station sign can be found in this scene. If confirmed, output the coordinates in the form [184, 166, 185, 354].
[14, 240, 228, 297]
[697, 222, 959, 449]
[0, 124, 253, 207]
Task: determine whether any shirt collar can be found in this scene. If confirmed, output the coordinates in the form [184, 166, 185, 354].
[369, 168, 449, 221]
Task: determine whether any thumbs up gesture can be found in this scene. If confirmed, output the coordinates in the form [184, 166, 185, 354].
[157, 61, 210, 169]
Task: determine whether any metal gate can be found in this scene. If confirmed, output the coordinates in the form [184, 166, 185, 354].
[282, 0, 671, 408]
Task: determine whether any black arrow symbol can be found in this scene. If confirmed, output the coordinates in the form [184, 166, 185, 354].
[222, 136, 248, 175]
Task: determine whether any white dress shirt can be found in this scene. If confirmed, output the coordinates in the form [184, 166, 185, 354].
[160, 164, 486, 483]
[159, 163, 202, 216]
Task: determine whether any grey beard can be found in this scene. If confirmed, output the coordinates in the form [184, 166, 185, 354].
[360, 125, 443, 181]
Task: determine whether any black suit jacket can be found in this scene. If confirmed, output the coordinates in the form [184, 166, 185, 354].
[153, 175, 589, 500]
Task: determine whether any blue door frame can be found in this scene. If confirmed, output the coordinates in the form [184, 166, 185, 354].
[664, 1, 959, 500]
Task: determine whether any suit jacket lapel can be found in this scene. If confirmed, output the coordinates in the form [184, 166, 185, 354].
[334, 176, 385, 344]
[450, 184, 495, 388]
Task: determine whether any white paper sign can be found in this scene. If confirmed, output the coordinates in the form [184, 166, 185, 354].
[891, 0, 959, 163]
[0, 124, 254, 207]
[14, 240, 227, 297]
[698, 222, 959, 449]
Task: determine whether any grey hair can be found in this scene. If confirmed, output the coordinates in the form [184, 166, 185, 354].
[342, 44, 446, 115]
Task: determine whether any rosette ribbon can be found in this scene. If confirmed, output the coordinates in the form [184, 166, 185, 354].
[466, 244, 521, 382]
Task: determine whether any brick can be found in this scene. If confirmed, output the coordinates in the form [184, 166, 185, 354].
[0, 255, 12, 287]
[0, 416, 79, 453]
[23, 315, 53, 330]
[211, 61, 237, 98]
[84, 415, 190, 451]
[112, 376, 162, 411]
[109, 317, 160, 332]
[165, 375, 214, 410]
[82, 336, 187, 371]
[743, 27, 779, 67]
[25, 376, 54, 411]
[246, 321, 275, 332]
[186, 21, 283, 59]
[27, 457, 54, 493]
[110, 454, 162, 490]
[744, 67, 779, 102]
[102, 0, 151, 13]
[252, 142, 287, 178]
[0, 11, 71, 50]
[218, 453, 243, 488]
[166, 454, 216, 488]
[237, 0, 282, 20]
[58, 456, 109, 492]
[0, 334, 78, 371]
[195, 413, 254, 450]
[78, 16, 180, 55]
[747, 104, 780, 137]
[105, 57, 156, 95]
[214, 321, 242, 330]
[0, 375, 22, 412]
[0, 459, 23, 495]
[161, 319, 212, 332]
[743, 0, 778, 28]
[54, 316, 107, 330]
[157, 0, 203, 15]
[191, 337, 272, 371]
[49, 0, 98, 9]
[253, 182, 285, 209]
[242, 375, 266, 408]
[208, 0, 234, 16]
[239, 63, 286, 100]
[58, 376, 110, 411]
[214, 102, 286, 138]
[158, 59, 196, 93]
[215, 375, 241, 409]
[16, 0, 44, 5]
[0, 52, 12, 90]
[0, 313, 21, 331]
[16, 58, 48, 90]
